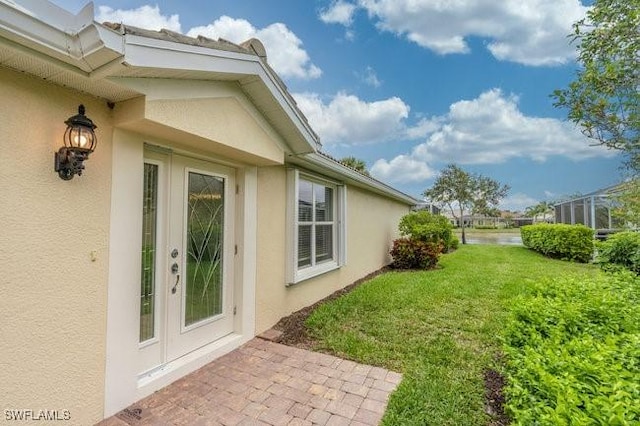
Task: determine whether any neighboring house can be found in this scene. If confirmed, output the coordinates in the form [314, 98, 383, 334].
[512, 217, 534, 227]
[554, 183, 625, 230]
[442, 213, 510, 229]
[0, 2, 416, 424]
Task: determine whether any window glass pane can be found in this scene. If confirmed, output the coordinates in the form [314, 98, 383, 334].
[298, 225, 312, 268]
[298, 180, 313, 222]
[185, 172, 225, 326]
[140, 163, 158, 342]
[316, 224, 333, 263]
[315, 185, 333, 222]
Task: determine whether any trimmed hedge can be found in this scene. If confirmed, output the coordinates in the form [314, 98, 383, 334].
[596, 231, 640, 274]
[502, 272, 640, 425]
[521, 224, 594, 263]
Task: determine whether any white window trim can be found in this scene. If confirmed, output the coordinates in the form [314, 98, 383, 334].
[286, 169, 347, 285]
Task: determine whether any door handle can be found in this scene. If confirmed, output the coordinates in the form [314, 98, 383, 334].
[170, 261, 179, 294]
[171, 274, 180, 294]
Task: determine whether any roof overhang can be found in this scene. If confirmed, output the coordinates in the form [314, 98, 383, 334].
[289, 152, 418, 206]
[0, 0, 318, 155]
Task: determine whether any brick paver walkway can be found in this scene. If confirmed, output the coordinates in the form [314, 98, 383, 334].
[98, 337, 401, 426]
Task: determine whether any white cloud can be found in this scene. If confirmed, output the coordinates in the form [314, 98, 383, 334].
[187, 16, 321, 79]
[97, 5, 181, 32]
[500, 193, 539, 211]
[359, 66, 382, 88]
[371, 155, 435, 183]
[333, 0, 589, 66]
[370, 89, 616, 184]
[320, 0, 357, 25]
[422, 89, 614, 163]
[293, 92, 410, 145]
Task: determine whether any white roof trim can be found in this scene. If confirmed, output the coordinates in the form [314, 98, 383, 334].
[296, 153, 417, 205]
[0, 0, 123, 73]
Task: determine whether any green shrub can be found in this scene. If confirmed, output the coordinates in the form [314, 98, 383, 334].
[449, 235, 459, 250]
[474, 225, 498, 229]
[399, 211, 455, 251]
[389, 238, 442, 270]
[521, 223, 594, 263]
[502, 272, 640, 425]
[596, 231, 640, 274]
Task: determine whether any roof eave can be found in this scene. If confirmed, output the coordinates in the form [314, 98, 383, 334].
[0, 1, 124, 73]
[291, 152, 418, 206]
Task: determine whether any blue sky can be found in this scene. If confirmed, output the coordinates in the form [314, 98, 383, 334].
[51, 0, 624, 211]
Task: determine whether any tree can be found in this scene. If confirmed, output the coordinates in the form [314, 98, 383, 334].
[552, 0, 639, 171]
[524, 201, 555, 222]
[339, 156, 370, 176]
[424, 164, 510, 244]
[613, 178, 640, 228]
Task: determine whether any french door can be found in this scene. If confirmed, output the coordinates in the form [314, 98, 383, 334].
[139, 151, 235, 374]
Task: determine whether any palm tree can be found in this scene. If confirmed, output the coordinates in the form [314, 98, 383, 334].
[339, 156, 370, 176]
[524, 201, 554, 223]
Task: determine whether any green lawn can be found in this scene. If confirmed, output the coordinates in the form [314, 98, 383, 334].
[305, 245, 600, 425]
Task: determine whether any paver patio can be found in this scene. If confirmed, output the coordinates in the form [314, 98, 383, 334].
[98, 337, 402, 426]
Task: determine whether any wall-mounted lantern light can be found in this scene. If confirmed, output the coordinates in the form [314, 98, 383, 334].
[54, 104, 97, 180]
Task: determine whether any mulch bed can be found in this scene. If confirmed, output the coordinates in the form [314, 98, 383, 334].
[271, 266, 509, 425]
[485, 369, 509, 425]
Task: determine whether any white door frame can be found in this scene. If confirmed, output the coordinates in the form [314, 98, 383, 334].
[104, 133, 257, 418]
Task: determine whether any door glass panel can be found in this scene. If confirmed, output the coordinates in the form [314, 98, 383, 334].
[185, 172, 225, 326]
[140, 163, 158, 342]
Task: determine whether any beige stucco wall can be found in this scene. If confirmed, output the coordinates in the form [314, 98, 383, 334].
[255, 166, 410, 333]
[0, 67, 112, 425]
[112, 79, 287, 166]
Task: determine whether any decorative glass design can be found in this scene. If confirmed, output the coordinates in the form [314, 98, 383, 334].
[185, 172, 225, 326]
[140, 163, 158, 342]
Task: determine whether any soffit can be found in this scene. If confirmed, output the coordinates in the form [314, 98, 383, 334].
[0, 39, 140, 101]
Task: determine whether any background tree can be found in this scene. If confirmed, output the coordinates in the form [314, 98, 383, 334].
[524, 201, 555, 223]
[552, 0, 639, 171]
[424, 164, 510, 244]
[613, 179, 640, 228]
[339, 156, 370, 176]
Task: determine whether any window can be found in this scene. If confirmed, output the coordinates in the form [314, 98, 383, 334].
[287, 170, 346, 284]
